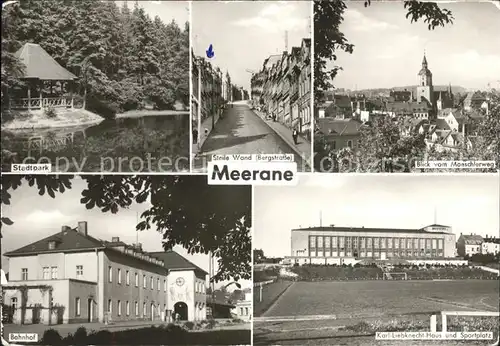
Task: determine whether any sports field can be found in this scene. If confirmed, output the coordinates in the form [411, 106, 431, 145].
[254, 280, 499, 345]
[263, 280, 498, 317]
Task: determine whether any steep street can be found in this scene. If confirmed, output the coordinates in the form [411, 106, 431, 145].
[193, 101, 306, 171]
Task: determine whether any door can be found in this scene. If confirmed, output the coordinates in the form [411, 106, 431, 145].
[87, 299, 92, 322]
[174, 302, 188, 321]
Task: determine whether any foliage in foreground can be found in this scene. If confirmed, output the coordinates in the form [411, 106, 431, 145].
[1, 175, 251, 282]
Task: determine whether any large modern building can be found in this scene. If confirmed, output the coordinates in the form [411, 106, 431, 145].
[287, 224, 456, 265]
[2, 222, 207, 325]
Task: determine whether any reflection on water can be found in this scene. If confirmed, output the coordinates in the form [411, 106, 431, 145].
[1, 113, 190, 172]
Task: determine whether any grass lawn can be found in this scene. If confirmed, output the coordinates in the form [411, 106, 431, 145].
[266, 280, 499, 317]
[253, 280, 293, 317]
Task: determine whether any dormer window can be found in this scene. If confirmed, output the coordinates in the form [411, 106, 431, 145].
[48, 241, 56, 250]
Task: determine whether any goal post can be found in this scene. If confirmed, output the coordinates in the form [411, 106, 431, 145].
[383, 272, 407, 280]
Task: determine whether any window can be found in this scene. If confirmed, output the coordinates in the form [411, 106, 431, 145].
[135, 301, 139, 316]
[325, 236, 331, 249]
[366, 238, 372, 249]
[309, 236, 316, 249]
[48, 241, 56, 250]
[387, 239, 392, 249]
[135, 273, 139, 287]
[157, 278, 160, 291]
[118, 300, 122, 316]
[373, 238, 379, 249]
[332, 141, 336, 150]
[118, 269, 122, 284]
[143, 302, 147, 316]
[11, 297, 18, 310]
[108, 299, 112, 313]
[76, 265, 83, 279]
[380, 238, 386, 248]
[317, 236, 323, 249]
[332, 236, 338, 248]
[126, 271, 130, 285]
[126, 301, 130, 316]
[43, 267, 50, 280]
[21, 268, 28, 280]
[347, 140, 353, 148]
[164, 279, 167, 292]
[143, 275, 146, 288]
[75, 298, 81, 316]
[108, 266, 112, 283]
[150, 277, 154, 290]
[245, 307, 249, 316]
[51, 266, 58, 280]
[339, 237, 345, 250]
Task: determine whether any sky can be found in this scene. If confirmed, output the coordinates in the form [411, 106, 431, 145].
[1, 177, 250, 291]
[192, 1, 311, 92]
[254, 174, 500, 258]
[330, 1, 500, 90]
[115, 0, 189, 25]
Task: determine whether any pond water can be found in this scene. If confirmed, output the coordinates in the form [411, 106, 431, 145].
[1, 112, 190, 172]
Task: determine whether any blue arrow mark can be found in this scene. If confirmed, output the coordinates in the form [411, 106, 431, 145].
[206, 44, 214, 59]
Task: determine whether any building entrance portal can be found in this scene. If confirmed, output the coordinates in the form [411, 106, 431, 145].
[174, 301, 188, 321]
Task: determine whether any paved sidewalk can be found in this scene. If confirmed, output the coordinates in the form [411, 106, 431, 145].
[192, 110, 222, 157]
[254, 110, 312, 168]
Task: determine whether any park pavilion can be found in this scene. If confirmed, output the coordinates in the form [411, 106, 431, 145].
[11, 43, 80, 111]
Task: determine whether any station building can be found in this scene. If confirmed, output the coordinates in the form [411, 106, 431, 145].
[286, 224, 456, 265]
[3, 222, 207, 325]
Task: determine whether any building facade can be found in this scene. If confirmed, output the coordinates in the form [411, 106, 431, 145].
[287, 224, 456, 265]
[3, 222, 207, 325]
[256, 38, 311, 137]
[231, 292, 252, 321]
[192, 51, 225, 147]
[456, 234, 484, 257]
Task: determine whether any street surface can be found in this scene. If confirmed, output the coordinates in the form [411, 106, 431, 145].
[193, 101, 305, 171]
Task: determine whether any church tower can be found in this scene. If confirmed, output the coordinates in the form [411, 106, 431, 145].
[416, 53, 434, 106]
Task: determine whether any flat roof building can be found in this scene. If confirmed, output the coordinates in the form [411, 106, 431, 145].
[287, 224, 456, 265]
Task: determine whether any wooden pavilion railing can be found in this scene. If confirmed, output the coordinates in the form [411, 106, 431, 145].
[10, 97, 81, 110]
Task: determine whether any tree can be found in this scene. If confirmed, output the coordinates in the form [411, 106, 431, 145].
[1, 175, 251, 283]
[314, 0, 454, 104]
[253, 249, 264, 263]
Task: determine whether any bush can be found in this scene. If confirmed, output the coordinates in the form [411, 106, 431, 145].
[207, 318, 217, 329]
[44, 106, 57, 118]
[86, 330, 113, 344]
[184, 321, 195, 330]
[42, 329, 62, 346]
[73, 326, 87, 345]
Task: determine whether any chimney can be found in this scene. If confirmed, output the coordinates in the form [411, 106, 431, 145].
[112, 237, 120, 243]
[61, 225, 71, 232]
[77, 221, 88, 236]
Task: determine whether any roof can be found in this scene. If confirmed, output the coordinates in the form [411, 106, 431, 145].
[426, 224, 450, 228]
[4, 227, 104, 256]
[293, 226, 451, 235]
[461, 234, 484, 245]
[317, 118, 361, 136]
[149, 251, 208, 275]
[5, 227, 206, 275]
[206, 298, 235, 308]
[15, 43, 77, 80]
[435, 119, 451, 130]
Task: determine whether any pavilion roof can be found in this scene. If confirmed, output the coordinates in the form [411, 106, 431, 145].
[15, 43, 77, 81]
